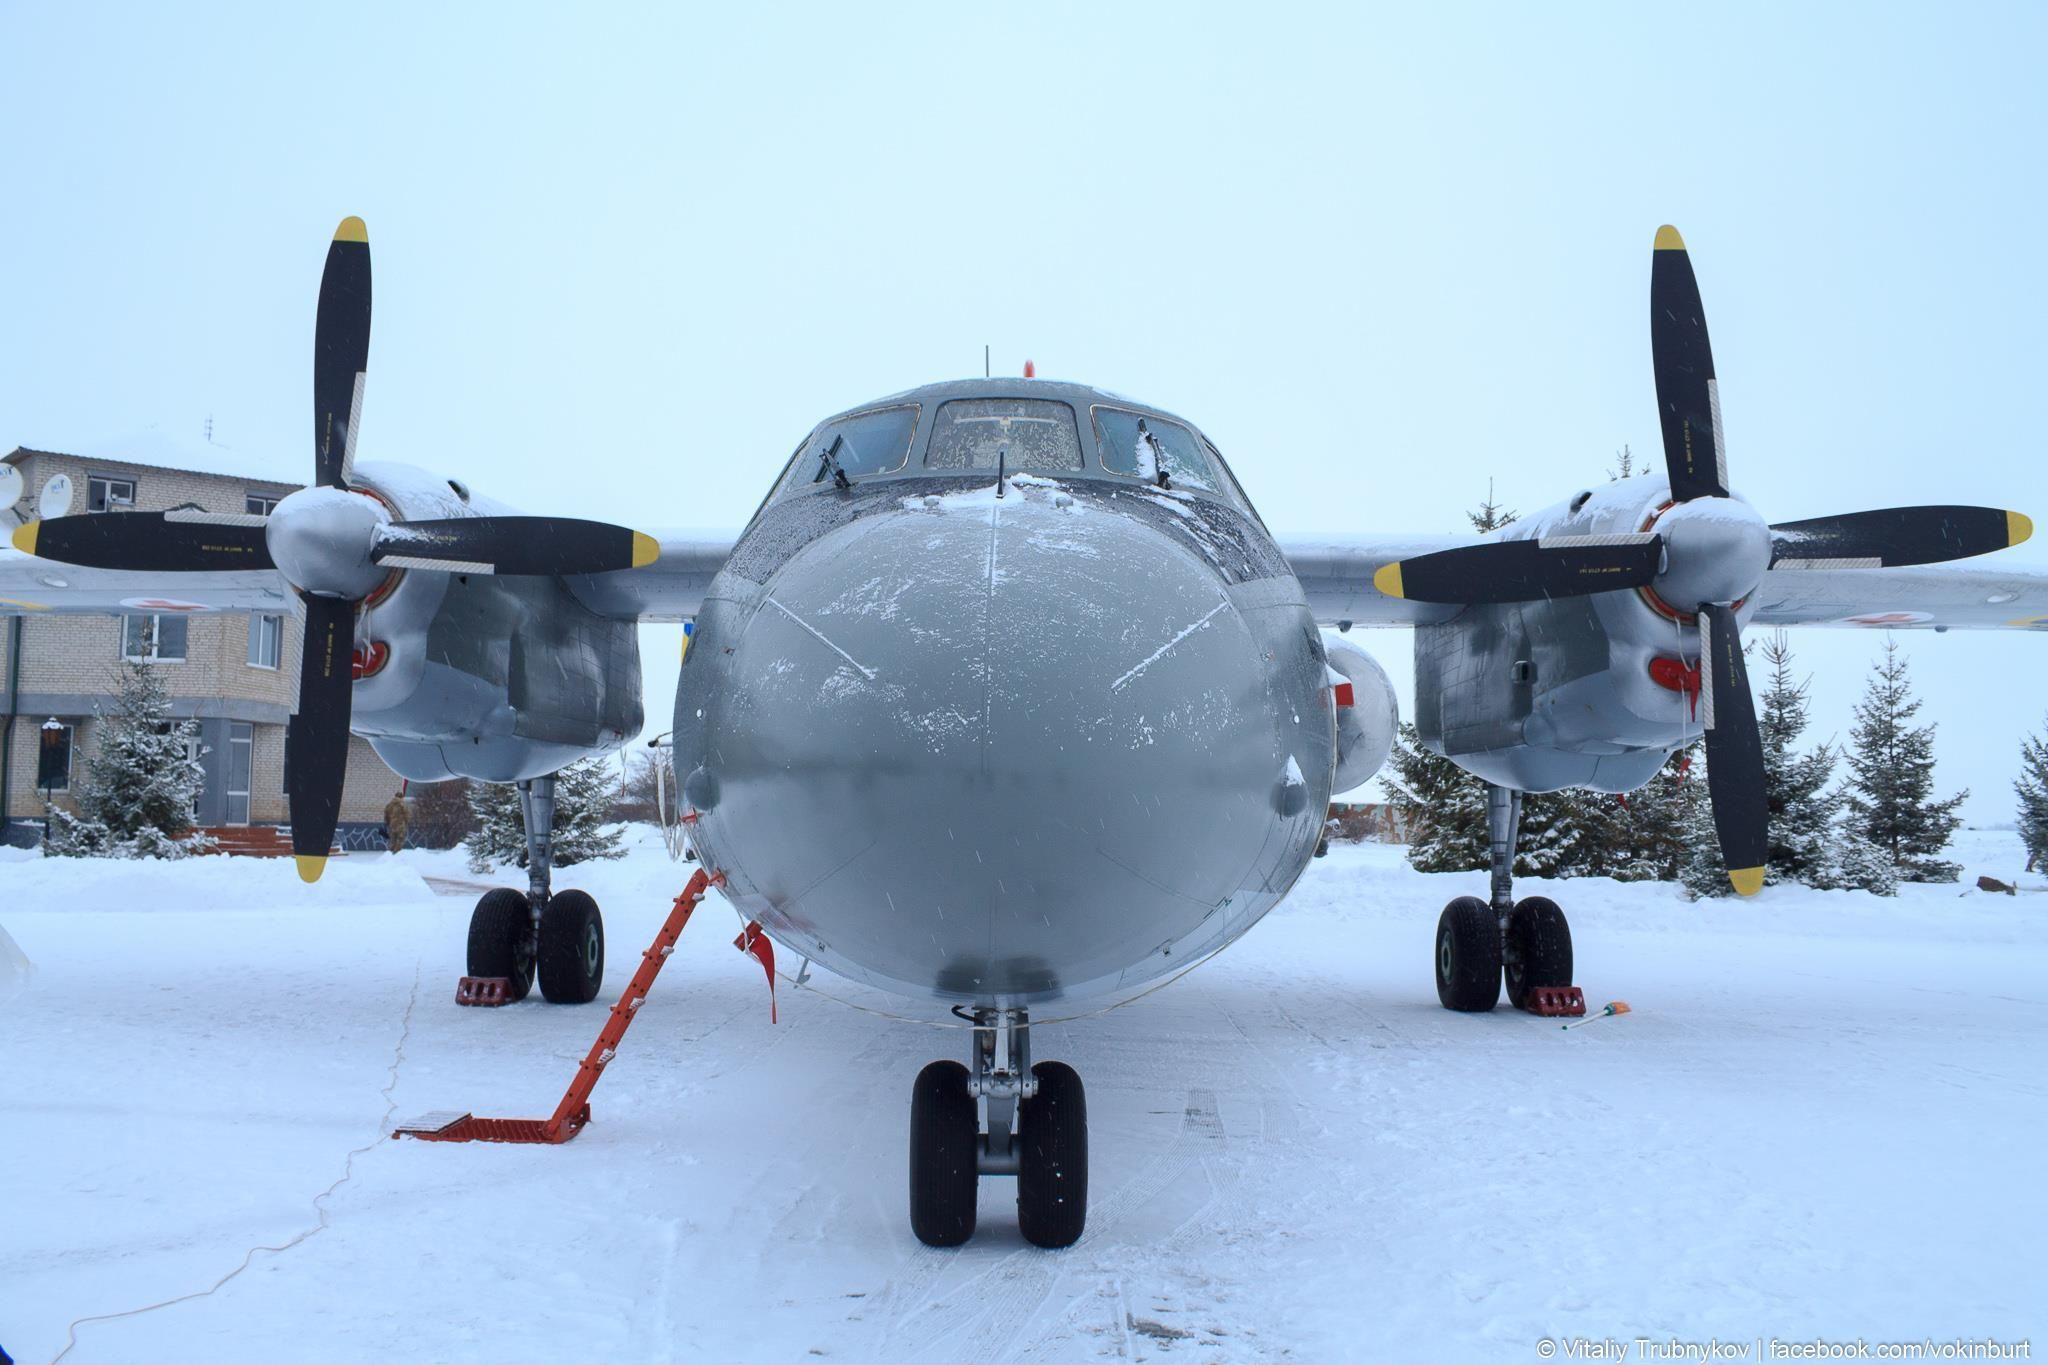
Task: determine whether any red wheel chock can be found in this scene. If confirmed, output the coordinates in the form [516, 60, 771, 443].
[395, 869, 726, 1145]
[1521, 985, 1586, 1017]
[455, 976, 515, 1007]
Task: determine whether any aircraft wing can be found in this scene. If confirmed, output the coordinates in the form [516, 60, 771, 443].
[0, 544, 299, 616]
[1277, 533, 1470, 627]
[1749, 561, 2048, 630]
[562, 528, 737, 623]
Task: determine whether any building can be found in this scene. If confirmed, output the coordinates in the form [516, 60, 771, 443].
[1, 430, 404, 848]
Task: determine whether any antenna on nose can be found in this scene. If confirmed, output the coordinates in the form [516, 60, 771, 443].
[984, 344, 990, 379]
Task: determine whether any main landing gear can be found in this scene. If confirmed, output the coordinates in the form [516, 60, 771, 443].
[910, 1008, 1088, 1249]
[1434, 784, 1575, 1012]
[463, 772, 606, 1005]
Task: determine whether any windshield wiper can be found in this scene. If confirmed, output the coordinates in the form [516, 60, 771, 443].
[816, 433, 852, 490]
[1137, 418, 1171, 490]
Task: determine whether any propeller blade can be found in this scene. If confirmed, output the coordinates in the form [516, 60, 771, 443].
[1372, 534, 1663, 604]
[1770, 505, 2033, 568]
[285, 594, 355, 882]
[1697, 603, 1767, 896]
[370, 517, 660, 576]
[11, 512, 274, 571]
[1651, 225, 1729, 502]
[314, 216, 373, 490]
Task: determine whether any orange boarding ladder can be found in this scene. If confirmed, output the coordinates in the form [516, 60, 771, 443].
[394, 868, 725, 1145]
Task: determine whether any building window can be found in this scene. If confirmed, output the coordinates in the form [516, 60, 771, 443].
[37, 721, 74, 792]
[248, 614, 283, 669]
[88, 476, 137, 512]
[226, 721, 253, 825]
[122, 613, 189, 663]
[246, 494, 280, 516]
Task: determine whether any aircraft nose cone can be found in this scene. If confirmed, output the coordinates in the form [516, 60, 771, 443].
[1651, 495, 1771, 610]
[266, 485, 389, 597]
[690, 482, 1328, 1003]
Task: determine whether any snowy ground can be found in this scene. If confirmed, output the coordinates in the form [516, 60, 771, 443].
[2, 830, 2043, 1364]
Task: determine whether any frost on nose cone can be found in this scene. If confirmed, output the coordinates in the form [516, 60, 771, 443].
[702, 486, 1292, 1005]
[1652, 495, 1772, 609]
[265, 485, 389, 598]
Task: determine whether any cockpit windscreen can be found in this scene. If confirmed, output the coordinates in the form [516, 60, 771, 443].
[1093, 407, 1219, 492]
[787, 405, 920, 491]
[925, 399, 1083, 471]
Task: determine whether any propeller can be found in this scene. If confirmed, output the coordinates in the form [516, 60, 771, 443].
[1372, 225, 2034, 895]
[8, 216, 663, 882]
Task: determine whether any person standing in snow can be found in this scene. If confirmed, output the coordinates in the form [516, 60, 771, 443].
[383, 790, 410, 854]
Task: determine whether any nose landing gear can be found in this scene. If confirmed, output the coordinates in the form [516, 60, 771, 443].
[1433, 785, 1577, 1014]
[909, 1008, 1088, 1249]
[459, 771, 607, 1006]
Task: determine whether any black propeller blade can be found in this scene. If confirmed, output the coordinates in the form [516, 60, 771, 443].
[314, 216, 372, 490]
[1650, 225, 1729, 503]
[286, 593, 355, 881]
[371, 517, 659, 576]
[1770, 505, 2032, 568]
[1372, 534, 1663, 605]
[1697, 603, 1767, 896]
[11, 511, 273, 572]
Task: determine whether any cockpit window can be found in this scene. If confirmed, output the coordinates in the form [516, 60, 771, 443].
[1092, 407, 1218, 492]
[925, 399, 1083, 471]
[783, 404, 919, 493]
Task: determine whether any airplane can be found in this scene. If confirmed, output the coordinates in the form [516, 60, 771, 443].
[4, 218, 2044, 1249]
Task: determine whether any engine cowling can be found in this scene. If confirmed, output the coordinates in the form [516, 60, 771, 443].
[1325, 636, 1398, 796]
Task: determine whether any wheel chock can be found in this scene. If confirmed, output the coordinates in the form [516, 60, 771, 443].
[1522, 985, 1586, 1017]
[456, 976, 515, 1007]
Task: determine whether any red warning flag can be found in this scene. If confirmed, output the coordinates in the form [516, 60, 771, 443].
[734, 921, 777, 1024]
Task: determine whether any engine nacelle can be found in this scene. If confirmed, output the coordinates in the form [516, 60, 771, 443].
[1325, 635, 1399, 796]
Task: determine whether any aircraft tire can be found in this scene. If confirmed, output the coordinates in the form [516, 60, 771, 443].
[1504, 896, 1573, 1010]
[1435, 896, 1501, 1012]
[537, 890, 605, 1004]
[1017, 1061, 1088, 1249]
[909, 1060, 979, 1247]
[466, 888, 535, 1003]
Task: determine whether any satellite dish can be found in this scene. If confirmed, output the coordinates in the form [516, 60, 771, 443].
[0, 463, 21, 513]
[38, 473, 74, 520]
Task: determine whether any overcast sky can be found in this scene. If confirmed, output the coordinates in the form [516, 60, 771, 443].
[4, 3, 2043, 826]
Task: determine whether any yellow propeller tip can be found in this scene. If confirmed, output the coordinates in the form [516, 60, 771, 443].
[295, 854, 328, 884]
[1372, 562, 1406, 599]
[1727, 865, 1765, 897]
[631, 531, 661, 569]
[334, 216, 368, 244]
[10, 521, 38, 556]
[1654, 224, 1687, 252]
[2008, 510, 2033, 547]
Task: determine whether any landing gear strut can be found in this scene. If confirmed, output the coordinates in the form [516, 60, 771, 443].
[1434, 784, 1573, 1012]
[462, 771, 606, 1005]
[908, 1008, 1088, 1249]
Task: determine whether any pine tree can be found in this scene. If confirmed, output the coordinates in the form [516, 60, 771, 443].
[1844, 637, 1966, 882]
[1683, 633, 1894, 897]
[1388, 723, 1489, 873]
[45, 650, 210, 859]
[1467, 481, 1517, 533]
[2015, 721, 2048, 873]
[465, 755, 627, 875]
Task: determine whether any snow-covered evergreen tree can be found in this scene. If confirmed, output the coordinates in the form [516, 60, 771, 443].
[1844, 637, 1965, 882]
[465, 755, 627, 875]
[1388, 723, 1489, 872]
[45, 651, 210, 859]
[1683, 633, 1894, 897]
[2015, 720, 2048, 873]
[1467, 482, 1517, 534]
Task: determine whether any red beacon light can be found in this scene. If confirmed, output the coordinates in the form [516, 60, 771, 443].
[1023, 360, 1036, 378]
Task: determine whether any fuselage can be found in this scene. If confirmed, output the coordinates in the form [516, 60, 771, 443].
[674, 380, 1336, 1008]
